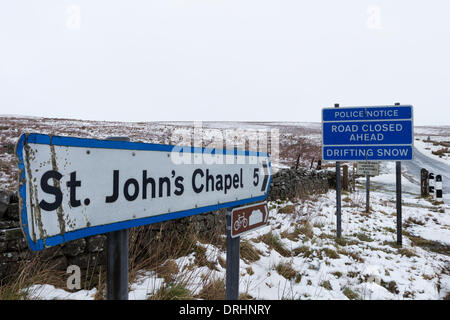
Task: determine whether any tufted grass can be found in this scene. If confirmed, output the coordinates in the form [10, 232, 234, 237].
[257, 232, 290, 257]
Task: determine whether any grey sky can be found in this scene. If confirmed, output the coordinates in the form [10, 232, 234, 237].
[1, 0, 449, 125]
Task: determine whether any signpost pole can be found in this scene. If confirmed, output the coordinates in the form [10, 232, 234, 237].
[366, 174, 370, 214]
[106, 136, 130, 300]
[106, 228, 129, 300]
[336, 161, 342, 238]
[334, 103, 342, 238]
[396, 160, 402, 246]
[394, 103, 402, 246]
[226, 207, 240, 300]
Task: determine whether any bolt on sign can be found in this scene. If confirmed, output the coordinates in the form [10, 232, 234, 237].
[15, 133, 272, 251]
[230, 202, 269, 238]
[356, 161, 380, 176]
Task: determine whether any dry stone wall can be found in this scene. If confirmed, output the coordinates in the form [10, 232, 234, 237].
[268, 168, 329, 201]
[0, 168, 329, 282]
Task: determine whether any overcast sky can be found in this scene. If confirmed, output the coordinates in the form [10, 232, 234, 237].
[1, 1, 449, 125]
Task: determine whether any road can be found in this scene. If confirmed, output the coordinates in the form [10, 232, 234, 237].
[366, 147, 449, 203]
[403, 147, 450, 202]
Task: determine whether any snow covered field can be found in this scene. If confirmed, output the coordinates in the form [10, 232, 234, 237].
[1, 116, 449, 300]
[0, 116, 322, 191]
[25, 186, 449, 300]
[414, 126, 450, 166]
[24, 168, 450, 300]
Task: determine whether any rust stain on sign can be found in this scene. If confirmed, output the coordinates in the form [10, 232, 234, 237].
[49, 140, 66, 235]
[23, 142, 38, 242]
[21, 136, 68, 243]
[23, 140, 49, 242]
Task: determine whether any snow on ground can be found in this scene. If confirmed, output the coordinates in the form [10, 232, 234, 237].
[413, 126, 450, 166]
[370, 161, 418, 190]
[26, 284, 97, 300]
[414, 138, 450, 166]
[25, 183, 450, 300]
[2, 117, 447, 300]
[414, 126, 450, 137]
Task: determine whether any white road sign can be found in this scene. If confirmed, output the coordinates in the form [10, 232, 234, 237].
[16, 133, 272, 251]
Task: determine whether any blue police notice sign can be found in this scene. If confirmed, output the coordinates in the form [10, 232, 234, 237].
[322, 105, 413, 161]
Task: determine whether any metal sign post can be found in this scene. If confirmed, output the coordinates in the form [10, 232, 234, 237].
[226, 208, 240, 300]
[105, 136, 130, 300]
[334, 104, 342, 238]
[336, 161, 342, 238]
[356, 161, 379, 214]
[334, 103, 342, 238]
[396, 160, 402, 246]
[366, 174, 370, 214]
[226, 202, 269, 300]
[394, 102, 402, 246]
[106, 227, 129, 300]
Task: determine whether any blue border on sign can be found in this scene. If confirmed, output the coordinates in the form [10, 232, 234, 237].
[16, 133, 272, 251]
